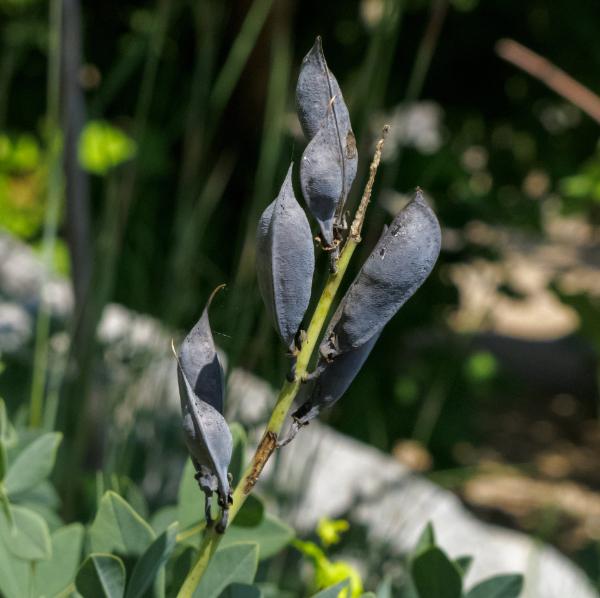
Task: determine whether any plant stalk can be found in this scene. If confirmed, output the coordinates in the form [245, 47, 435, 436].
[176, 126, 389, 597]
[29, 0, 64, 428]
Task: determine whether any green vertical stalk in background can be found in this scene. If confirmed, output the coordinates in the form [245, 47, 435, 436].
[164, 0, 275, 324]
[226, 12, 292, 372]
[29, 0, 64, 428]
[207, 0, 276, 139]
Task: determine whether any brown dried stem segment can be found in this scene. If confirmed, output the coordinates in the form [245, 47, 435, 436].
[350, 125, 390, 242]
[496, 38, 600, 126]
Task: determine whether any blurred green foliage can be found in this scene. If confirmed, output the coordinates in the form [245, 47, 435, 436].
[78, 120, 136, 176]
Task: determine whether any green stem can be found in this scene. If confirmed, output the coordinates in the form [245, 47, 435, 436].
[176, 126, 389, 597]
[176, 240, 357, 597]
[30, 0, 63, 428]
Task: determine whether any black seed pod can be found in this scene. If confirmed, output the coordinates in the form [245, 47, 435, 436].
[293, 332, 380, 425]
[292, 190, 441, 423]
[176, 289, 232, 528]
[297, 37, 357, 245]
[321, 190, 441, 360]
[256, 164, 315, 351]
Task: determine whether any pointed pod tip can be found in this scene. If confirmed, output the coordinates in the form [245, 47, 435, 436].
[207, 283, 227, 307]
[308, 36, 325, 61]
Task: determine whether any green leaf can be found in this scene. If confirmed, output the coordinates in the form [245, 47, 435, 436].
[310, 580, 350, 597]
[360, 594, 377, 597]
[0, 443, 6, 481]
[454, 555, 473, 578]
[33, 523, 84, 596]
[0, 531, 29, 598]
[221, 583, 263, 597]
[89, 491, 155, 557]
[125, 522, 178, 598]
[410, 547, 462, 598]
[220, 512, 294, 560]
[230, 422, 247, 485]
[16, 479, 61, 509]
[150, 505, 178, 535]
[0, 504, 51, 560]
[177, 460, 202, 530]
[23, 502, 63, 532]
[255, 583, 295, 598]
[234, 494, 265, 527]
[0, 486, 11, 525]
[168, 546, 195, 592]
[4, 433, 62, 497]
[194, 542, 258, 598]
[412, 523, 435, 558]
[0, 399, 7, 440]
[376, 577, 392, 598]
[465, 574, 524, 598]
[76, 553, 126, 598]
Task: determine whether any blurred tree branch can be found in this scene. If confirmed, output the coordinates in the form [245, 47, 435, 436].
[496, 38, 600, 126]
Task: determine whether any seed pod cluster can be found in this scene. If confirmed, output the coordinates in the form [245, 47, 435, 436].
[176, 289, 233, 532]
[297, 36, 358, 246]
[256, 164, 315, 352]
[293, 190, 442, 424]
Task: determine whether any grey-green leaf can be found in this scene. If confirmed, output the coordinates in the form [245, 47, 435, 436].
[229, 422, 247, 486]
[454, 555, 473, 578]
[256, 163, 315, 349]
[0, 504, 51, 561]
[410, 547, 462, 598]
[33, 523, 84, 596]
[75, 554, 126, 598]
[89, 491, 155, 557]
[219, 512, 294, 560]
[465, 574, 524, 598]
[221, 583, 263, 598]
[413, 522, 436, 558]
[193, 542, 259, 598]
[234, 494, 265, 527]
[310, 580, 350, 597]
[321, 190, 441, 361]
[0, 528, 29, 598]
[177, 459, 203, 532]
[125, 522, 178, 598]
[4, 432, 62, 497]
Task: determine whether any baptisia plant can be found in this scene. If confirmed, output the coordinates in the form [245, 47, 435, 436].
[175, 36, 441, 594]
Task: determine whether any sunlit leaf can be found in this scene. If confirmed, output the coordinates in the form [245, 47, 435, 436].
[78, 120, 136, 175]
